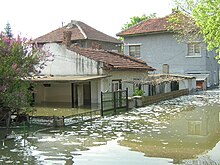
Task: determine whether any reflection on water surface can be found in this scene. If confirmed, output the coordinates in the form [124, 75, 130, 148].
[0, 89, 220, 164]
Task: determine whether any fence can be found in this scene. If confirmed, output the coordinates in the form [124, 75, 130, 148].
[30, 109, 101, 127]
[100, 88, 128, 116]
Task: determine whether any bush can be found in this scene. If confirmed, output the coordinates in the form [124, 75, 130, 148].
[133, 88, 144, 96]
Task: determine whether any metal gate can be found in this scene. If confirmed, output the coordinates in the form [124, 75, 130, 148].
[100, 88, 128, 116]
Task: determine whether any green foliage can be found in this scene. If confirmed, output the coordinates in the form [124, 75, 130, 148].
[0, 32, 50, 114]
[4, 22, 13, 39]
[171, 0, 220, 62]
[167, 10, 201, 43]
[193, 0, 220, 53]
[122, 13, 156, 30]
[133, 88, 144, 96]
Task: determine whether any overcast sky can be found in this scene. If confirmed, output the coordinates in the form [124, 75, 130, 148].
[0, 0, 174, 39]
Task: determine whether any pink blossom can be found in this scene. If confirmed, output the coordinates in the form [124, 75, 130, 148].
[12, 63, 18, 70]
[16, 35, 21, 43]
[0, 85, 6, 92]
[9, 38, 16, 46]
[3, 36, 10, 44]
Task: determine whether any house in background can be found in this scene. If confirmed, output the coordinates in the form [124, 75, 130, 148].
[32, 31, 155, 108]
[117, 14, 219, 89]
[33, 20, 122, 52]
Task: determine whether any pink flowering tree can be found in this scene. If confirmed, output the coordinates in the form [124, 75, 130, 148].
[0, 32, 50, 117]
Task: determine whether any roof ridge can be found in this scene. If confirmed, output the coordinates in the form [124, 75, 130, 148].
[117, 14, 174, 36]
[33, 26, 66, 43]
[71, 20, 88, 39]
[117, 16, 168, 36]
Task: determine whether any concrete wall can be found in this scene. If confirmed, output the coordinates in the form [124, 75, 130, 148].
[69, 39, 121, 52]
[40, 43, 99, 76]
[140, 89, 189, 106]
[206, 50, 220, 86]
[123, 33, 219, 87]
[86, 40, 121, 53]
[103, 70, 149, 96]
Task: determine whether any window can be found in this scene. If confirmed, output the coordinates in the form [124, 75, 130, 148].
[148, 84, 156, 96]
[188, 121, 202, 135]
[187, 43, 201, 56]
[112, 80, 122, 91]
[133, 78, 142, 91]
[171, 81, 179, 91]
[129, 45, 140, 58]
[219, 112, 220, 122]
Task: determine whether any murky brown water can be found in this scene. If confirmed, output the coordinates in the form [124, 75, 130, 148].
[0, 89, 220, 165]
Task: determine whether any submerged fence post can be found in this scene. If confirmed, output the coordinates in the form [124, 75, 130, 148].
[126, 88, 128, 111]
[100, 91, 104, 116]
[114, 91, 116, 114]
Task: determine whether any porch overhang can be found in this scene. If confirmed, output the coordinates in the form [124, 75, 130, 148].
[28, 75, 110, 82]
[187, 74, 209, 81]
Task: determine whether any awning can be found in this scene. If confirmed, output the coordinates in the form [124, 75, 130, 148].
[26, 75, 109, 82]
[187, 74, 209, 81]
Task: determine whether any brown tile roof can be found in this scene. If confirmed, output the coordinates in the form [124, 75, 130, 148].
[69, 46, 155, 71]
[117, 15, 171, 36]
[33, 20, 122, 44]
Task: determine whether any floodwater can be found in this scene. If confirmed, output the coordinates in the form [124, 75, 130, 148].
[0, 89, 220, 165]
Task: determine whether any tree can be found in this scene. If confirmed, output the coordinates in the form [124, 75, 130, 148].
[193, 0, 220, 54]
[170, 0, 220, 62]
[4, 22, 13, 39]
[122, 13, 156, 30]
[0, 32, 50, 125]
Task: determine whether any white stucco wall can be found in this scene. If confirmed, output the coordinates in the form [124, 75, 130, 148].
[40, 43, 99, 76]
[103, 70, 149, 96]
[91, 80, 99, 104]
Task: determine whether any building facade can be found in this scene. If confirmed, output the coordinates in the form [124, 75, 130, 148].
[117, 15, 219, 89]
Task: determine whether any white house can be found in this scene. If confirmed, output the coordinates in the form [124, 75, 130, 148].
[32, 39, 155, 108]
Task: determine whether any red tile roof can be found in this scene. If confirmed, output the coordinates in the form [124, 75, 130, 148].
[69, 46, 155, 71]
[33, 20, 121, 44]
[117, 16, 171, 36]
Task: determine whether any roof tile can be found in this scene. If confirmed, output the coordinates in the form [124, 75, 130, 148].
[33, 20, 121, 44]
[69, 46, 155, 71]
[117, 16, 170, 36]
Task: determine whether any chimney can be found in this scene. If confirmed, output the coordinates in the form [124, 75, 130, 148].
[63, 31, 72, 47]
[162, 64, 169, 74]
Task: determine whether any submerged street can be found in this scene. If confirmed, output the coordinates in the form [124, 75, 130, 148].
[0, 88, 220, 165]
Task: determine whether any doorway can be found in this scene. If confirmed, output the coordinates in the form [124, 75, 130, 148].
[83, 82, 91, 106]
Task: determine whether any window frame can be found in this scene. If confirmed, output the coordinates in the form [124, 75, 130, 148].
[129, 45, 141, 58]
[112, 79, 122, 92]
[187, 42, 202, 57]
[188, 121, 202, 136]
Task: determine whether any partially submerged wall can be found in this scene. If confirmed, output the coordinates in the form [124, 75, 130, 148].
[134, 89, 189, 107]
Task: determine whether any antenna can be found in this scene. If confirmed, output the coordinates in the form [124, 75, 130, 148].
[62, 21, 65, 27]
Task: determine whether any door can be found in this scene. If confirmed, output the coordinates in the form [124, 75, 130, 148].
[83, 82, 91, 106]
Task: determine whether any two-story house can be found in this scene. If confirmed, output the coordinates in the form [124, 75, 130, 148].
[117, 14, 219, 89]
[34, 20, 122, 52]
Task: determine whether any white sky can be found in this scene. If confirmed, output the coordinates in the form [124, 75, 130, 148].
[0, 0, 174, 39]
